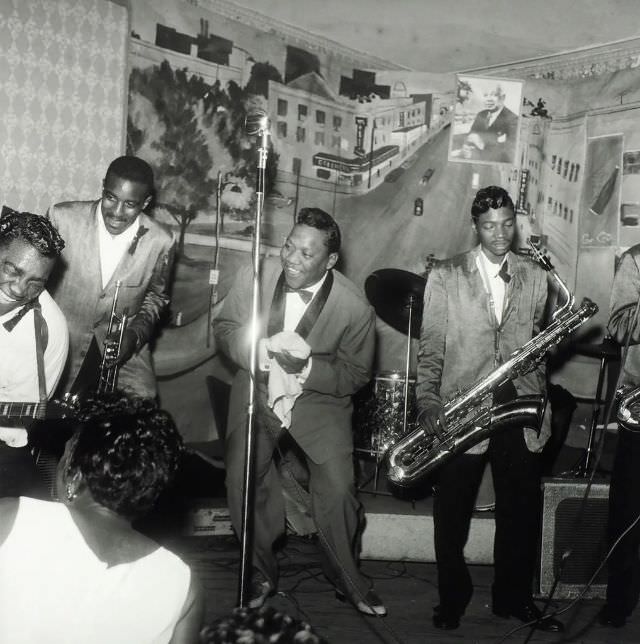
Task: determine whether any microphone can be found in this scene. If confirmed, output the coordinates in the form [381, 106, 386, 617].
[245, 110, 269, 135]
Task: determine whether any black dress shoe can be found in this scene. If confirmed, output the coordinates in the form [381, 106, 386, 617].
[597, 605, 626, 628]
[493, 601, 564, 633]
[432, 605, 461, 630]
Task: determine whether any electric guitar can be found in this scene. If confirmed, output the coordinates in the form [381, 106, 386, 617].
[0, 396, 78, 424]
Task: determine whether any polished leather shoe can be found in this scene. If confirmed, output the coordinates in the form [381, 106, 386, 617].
[493, 601, 564, 633]
[597, 605, 626, 628]
[336, 588, 387, 617]
[432, 606, 460, 630]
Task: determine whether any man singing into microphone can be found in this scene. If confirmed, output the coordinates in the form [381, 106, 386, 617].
[47, 156, 175, 399]
[214, 207, 386, 616]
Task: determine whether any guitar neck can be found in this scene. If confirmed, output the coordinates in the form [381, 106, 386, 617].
[0, 401, 47, 421]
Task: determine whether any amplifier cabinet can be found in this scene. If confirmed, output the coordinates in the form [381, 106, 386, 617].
[539, 477, 610, 599]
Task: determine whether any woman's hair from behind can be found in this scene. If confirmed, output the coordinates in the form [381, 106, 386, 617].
[64, 393, 183, 518]
[200, 605, 329, 643]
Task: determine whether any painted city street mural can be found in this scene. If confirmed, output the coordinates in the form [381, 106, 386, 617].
[121, 0, 640, 438]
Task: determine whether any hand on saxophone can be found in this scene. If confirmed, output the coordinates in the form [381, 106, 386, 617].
[418, 404, 447, 440]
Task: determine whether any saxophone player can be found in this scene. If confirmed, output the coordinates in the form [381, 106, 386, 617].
[600, 246, 640, 628]
[416, 186, 563, 632]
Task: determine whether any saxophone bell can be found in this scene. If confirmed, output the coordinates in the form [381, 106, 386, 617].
[616, 384, 640, 431]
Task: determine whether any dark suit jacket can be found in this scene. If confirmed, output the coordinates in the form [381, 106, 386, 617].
[214, 259, 375, 464]
[47, 200, 175, 397]
[470, 106, 519, 162]
[416, 247, 550, 453]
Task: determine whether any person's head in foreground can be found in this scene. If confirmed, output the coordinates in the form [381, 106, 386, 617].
[471, 185, 515, 264]
[200, 605, 329, 643]
[58, 392, 183, 519]
[0, 208, 64, 315]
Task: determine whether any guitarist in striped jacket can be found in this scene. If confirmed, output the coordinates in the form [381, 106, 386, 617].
[0, 209, 68, 498]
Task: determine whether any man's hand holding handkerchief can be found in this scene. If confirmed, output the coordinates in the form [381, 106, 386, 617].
[263, 331, 311, 428]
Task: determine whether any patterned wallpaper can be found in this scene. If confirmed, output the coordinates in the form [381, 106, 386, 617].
[0, 0, 128, 215]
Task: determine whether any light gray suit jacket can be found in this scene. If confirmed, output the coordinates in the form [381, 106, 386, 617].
[416, 247, 550, 453]
[47, 200, 175, 398]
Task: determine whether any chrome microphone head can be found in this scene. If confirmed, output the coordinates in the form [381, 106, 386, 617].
[245, 109, 269, 135]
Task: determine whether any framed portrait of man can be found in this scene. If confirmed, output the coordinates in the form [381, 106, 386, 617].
[449, 75, 523, 167]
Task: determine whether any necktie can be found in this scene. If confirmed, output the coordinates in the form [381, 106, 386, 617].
[3, 299, 37, 332]
[498, 260, 511, 284]
[285, 286, 313, 304]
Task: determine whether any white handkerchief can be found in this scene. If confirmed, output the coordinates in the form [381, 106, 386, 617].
[266, 331, 311, 428]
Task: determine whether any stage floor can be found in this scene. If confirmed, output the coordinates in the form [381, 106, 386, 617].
[159, 532, 638, 644]
[136, 428, 636, 644]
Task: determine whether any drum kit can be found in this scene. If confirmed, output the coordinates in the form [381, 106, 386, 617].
[355, 267, 495, 509]
[353, 268, 425, 491]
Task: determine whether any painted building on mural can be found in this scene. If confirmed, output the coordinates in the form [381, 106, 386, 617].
[127, 0, 441, 202]
[268, 73, 430, 194]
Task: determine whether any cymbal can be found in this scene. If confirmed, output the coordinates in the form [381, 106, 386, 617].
[365, 269, 426, 338]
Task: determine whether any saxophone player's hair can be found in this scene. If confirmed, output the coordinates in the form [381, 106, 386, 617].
[471, 185, 514, 222]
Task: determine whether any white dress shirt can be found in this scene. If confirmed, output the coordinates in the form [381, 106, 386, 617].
[0, 291, 69, 446]
[476, 251, 508, 325]
[97, 205, 140, 289]
[283, 272, 327, 330]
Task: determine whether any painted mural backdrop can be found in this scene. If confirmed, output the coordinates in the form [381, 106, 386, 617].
[619, 150, 640, 249]
[580, 135, 623, 249]
[127, 59, 279, 253]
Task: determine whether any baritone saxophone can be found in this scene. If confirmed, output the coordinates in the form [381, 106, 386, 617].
[386, 242, 598, 487]
[616, 385, 640, 431]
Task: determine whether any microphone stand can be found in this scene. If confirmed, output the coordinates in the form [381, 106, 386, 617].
[238, 110, 269, 607]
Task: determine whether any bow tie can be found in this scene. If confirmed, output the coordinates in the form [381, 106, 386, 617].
[285, 285, 314, 304]
[2, 299, 37, 332]
[498, 260, 511, 284]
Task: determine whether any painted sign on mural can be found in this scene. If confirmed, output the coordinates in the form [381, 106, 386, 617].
[449, 75, 523, 166]
[619, 150, 640, 249]
[580, 134, 622, 248]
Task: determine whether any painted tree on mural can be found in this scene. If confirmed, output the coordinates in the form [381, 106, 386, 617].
[127, 59, 280, 250]
[128, 61, 215, 254]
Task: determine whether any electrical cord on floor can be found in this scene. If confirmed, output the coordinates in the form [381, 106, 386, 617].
[270, 437, 407, 644]
[497, 301, 640, 643]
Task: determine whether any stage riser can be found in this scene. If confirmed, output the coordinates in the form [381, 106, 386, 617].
[183, 504, 496, 564]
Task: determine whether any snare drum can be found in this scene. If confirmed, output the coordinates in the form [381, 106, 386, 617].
[353, 371, 418, 457]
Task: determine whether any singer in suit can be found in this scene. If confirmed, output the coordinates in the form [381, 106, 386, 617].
[213, 208, 386, 616]
[416, 186, 562, 632]
[47, 156, 175, 399]
[468, 84, 519, 163]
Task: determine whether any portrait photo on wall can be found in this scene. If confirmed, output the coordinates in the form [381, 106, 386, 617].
[448, 75, 523, 166]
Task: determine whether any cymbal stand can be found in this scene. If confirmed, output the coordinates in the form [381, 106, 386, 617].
[367, 294, 416, 495]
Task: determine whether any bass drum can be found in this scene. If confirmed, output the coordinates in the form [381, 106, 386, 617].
[353, 371, 418, 457]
